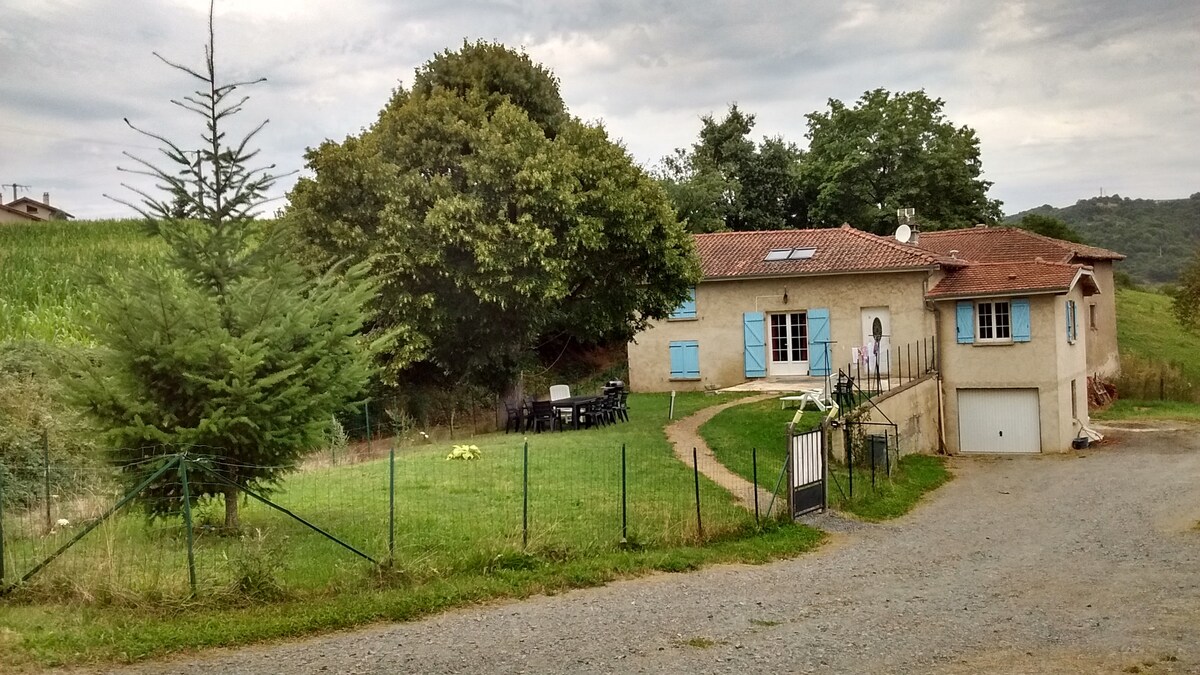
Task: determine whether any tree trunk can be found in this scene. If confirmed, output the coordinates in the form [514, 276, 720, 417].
[223, 485, 240, 530]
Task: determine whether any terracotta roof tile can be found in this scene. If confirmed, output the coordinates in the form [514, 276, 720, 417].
[695, 225, 955, 279]
[917, 226, 1124, 263]
[926, 259, 1099, 299]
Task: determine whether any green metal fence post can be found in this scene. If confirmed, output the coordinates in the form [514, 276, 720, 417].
[522, 440, 529, 549]
[692, 447, 703, 540]
[844, 425, 854, 499]
[179, 455, 197, 596]
[42, 429, 51, 533]
[388, 448, 396, 562]
[752, 447, 760, 526]
[620, 443, 628, 545]
[365, 401, 373, 455]
[8, 456, 182, 591]
[0, 468, 6, 584]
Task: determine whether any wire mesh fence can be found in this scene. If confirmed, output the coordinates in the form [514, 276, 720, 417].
[0, 393, 788, 604]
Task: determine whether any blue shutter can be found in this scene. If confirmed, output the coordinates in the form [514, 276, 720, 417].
[669, 342, 685, 378]
[669, 341, 699, 379]
[1065, 300, 1076, 343]
[956, 301, 975, 344]
[807, 308, 831, 376]
[683, 342, 700, 378]
[670, 287, 697, 320]
[1011, 298, 1031, 342]
[743, 312, 766, 378]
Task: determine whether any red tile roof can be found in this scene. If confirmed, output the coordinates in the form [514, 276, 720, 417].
[695, 225, 958, 279]
[926, 260, 1100, 299]
[917, 226, 1124, 263]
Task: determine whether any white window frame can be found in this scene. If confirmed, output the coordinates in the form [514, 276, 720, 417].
[976, 300, 1012, 343]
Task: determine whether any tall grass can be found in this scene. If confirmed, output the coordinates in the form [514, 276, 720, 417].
[0, 220, 165, 344]
[1114, 289, 1200, 402]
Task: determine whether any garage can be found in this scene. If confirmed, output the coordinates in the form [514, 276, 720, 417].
[957, 388, 1041, 453]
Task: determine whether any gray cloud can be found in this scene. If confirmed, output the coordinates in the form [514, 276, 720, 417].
[0, 0, 1196, 219]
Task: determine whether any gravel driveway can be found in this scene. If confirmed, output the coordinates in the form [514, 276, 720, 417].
[103, 423, 1200, 674]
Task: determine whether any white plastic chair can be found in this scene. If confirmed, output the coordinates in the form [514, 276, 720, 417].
[548, 384, 573, 426]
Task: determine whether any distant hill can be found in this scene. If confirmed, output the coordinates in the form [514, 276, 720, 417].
[1007, 194, 1200, 284]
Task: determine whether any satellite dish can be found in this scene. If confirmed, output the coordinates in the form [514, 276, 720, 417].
[894, 223, 912, 244]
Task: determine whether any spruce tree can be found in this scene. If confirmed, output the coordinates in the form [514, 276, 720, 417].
[81, 3, 383, 528]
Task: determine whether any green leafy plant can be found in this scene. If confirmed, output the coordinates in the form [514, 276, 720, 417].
[445, 444, 482, 461]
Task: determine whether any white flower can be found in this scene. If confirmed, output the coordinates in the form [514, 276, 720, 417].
[55, 518, 71, 528]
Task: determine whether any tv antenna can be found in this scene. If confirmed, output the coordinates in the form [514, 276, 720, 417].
[896, 207, 916, 223]
[2, 183, 30, 202]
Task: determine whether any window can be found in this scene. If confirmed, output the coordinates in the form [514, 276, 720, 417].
[668, 340, 700, 379]
[769, 312, 808, 363]
[1066, 300, 1078, 344]
[977, 301, 1011, 342]
[764, 247, 816, 261]
[1071, 379, 1078, 419]
[669, 287, 696, 320]
[1089, 303, 1097, 330]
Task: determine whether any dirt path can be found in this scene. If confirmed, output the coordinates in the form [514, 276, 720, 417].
[663, 393, 778, 511]
[97, 424, 1200, 674]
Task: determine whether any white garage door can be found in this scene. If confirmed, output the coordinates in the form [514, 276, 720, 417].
[957, 388, 1041, 453]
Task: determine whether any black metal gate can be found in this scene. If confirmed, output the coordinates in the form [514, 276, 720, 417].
[787, 423, 826, 518]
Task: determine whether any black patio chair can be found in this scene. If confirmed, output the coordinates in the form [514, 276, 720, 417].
[616, 390, 629, 422]
[574, 399, 603, 429]
[598, 391, 619, 426]
[503, 399, 523, 434]
[528, 400, 561, 433]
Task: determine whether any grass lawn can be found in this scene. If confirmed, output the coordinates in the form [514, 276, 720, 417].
[1116, 289, 1200, 384]
[1091, 398, 1200, 422]
[700, 396, 951, 522]
[1114, 289, 1200, 401]
[0, 392, 826, 670]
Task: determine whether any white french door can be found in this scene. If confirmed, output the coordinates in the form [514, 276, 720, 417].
[768, 312, 808, 376]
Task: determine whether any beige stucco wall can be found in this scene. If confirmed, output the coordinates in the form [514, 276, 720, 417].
[627, 270, 937, 392]
[0, 209, 37, 224]
[1084, 261, 1120, 378]
[936, 286, 1090, 454]
[866, 375, 941, 456]
[828, 375, 941, 461]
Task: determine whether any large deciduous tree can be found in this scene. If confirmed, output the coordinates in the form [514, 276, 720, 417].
[287, 41, 698, 391]
[1173, 248, 1200, 332]
[801, 89, 1003, 234]
[657, 104, 806, 233]
[1014, 213, 1085, 243]
[80, 4, 381, 528]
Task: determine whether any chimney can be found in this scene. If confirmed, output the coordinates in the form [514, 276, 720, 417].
[908, 228, 920, 247]
[43, 192, 50, 206]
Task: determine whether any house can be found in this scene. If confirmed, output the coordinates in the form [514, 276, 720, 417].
[0, 192, 73, 223]
[916, 227, 1124, 378]
[0, 202, 41, 224]
[626, 224, 1125, 454]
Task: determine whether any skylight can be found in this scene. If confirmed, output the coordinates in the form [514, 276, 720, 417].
[764, 247, 816, 262]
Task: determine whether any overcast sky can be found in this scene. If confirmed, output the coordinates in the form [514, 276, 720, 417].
[1, 0, 1197, 220]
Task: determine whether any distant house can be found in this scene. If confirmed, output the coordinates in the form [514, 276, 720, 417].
[626, 224, 1125, 454]
[0, 192, 74, 223]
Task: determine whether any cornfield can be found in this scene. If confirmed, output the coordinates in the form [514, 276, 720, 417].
[0, 220, 166, 344]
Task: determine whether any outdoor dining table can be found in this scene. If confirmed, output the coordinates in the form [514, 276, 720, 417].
[553, 394, 602, 430]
